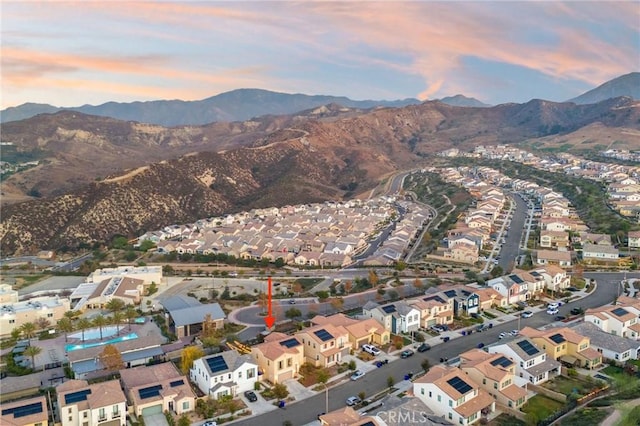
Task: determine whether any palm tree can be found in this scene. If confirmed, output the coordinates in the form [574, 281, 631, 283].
[23, 345, 42, 370]
[105, 298, 126, 314]
[20, 322, 37, 339]
[124, 305, 137, 331]
[110, 312, 124, 336]
[57, 317, 74, 342]
[92, 316, 108, 340]
[76, 318, 92, 342]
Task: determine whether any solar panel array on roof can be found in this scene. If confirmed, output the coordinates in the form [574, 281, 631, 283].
[531, 271, 541, 277]
[516, 340, 540, 356]
[2, 402, 43, 418]
[490, 356, 514, 368]
[549, 333, 566, 344]
[510, 275, 524, 284]
[138, 384, 162, 399]
[64, 389, 92, 404]
[444, 290, 457, 298]
[279, 338, 301, 348]
[381, 305, 396, 314]
[447, 376, 473, 394]
[314, 329, 334, 342]
[206, 355, 229, 373]
[169, 379, 184, 388]
[612, 307, 630, 317]
[424, 295, 446, 304]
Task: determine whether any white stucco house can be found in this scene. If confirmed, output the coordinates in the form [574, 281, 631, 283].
[190, 350, 258, 399]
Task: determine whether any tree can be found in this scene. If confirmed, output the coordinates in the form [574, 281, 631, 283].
[124, 305, 137, 331]
[413, 278, 423, 290]
[110, 312, 124, 336]
[387, 376, 394, 388]
[317, 369, 330, 386]
[35, 317, 50, 331]
[105, 298, 126, 313]
[20, 322, 37, 339]
[358, 391, 366, 401]
[257, 292, 268, 314]
[99, 344, 124, 371]
[23, 345, 42, 370]
[181, 346, 204, 374]
[330, 297, 344, 312]
[112, 235, 129, 249]
[421, 358, 431, 373]
[490, 265, 504, 278]
[76, 318, 92, 342]
[92, 315, 108, 340]
[368, 270, 379, 286]
[344, 280, 353, 295]
[292, 283, 303, 297]
[273, 383, 289, 400]
[316, 290, 329, 301]
[285, 308, 302, 320]
[57, 317, 74, 342]
[178, 414, 191, 426]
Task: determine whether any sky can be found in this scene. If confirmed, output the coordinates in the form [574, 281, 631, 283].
[1, 1, 639, 109]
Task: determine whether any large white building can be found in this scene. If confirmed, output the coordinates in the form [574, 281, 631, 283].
[0, 296, 70, 337]
[190, 351, 258, 399]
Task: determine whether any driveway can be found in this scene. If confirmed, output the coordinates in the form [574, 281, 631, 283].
[143, 413, 169, 426]
[283, 378, 317, 401]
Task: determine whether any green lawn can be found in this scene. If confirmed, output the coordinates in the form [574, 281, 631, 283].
[521, 394, 564, 419]
[487, 414, 526, 426]
[542, 375, 600, 397]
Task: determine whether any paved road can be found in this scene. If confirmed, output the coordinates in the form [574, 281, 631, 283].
[232, 271, 638, 426]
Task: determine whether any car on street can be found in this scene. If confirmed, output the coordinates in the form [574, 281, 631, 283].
[244, 390, 258, 402]
[346, 396, 362, 406]
[203, 422, 218, 426]
[362, 344, 381, 356]
[375, 359, 389, 368]
[567, 287, 580, 292]
[288, 299, 296, 304]
[498, 332, 507, 339]
[547, 308, 559, 315]
[509, 330, 519, 336]
[555, 316, 567, 321]
[401, 349, 414, 358]
[521, 311, 533, 318]
[417, 343, 431, 352]
[477, 342, 485, 349]
[350, 370, 365, 381]
[571, 307, 584, 315]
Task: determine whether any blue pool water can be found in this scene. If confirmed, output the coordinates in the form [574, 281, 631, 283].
[69, 326, 121, 340]
[65, 333, 138, 352]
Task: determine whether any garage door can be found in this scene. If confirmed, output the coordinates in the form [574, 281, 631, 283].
[278, 370, 293, 382]
[142, 404, 163, 417]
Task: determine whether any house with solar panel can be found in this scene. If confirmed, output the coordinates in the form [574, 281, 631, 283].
[571, 322, 640, 362]
[250, 332, 305, 384]
[362, 301, 420, 334]
[488, 337, 560, 385]
[519, 326, 602, 370]
[408, 294, 454, 329]
[311, 313, 390, 348]
[295, 323, 351, 367]
[119, 363, 196, 419]
[56, 379, 126, 426]
[459, 349, 529, 410]
[423, 287, 480, 318]
[413, 364, 495, 425]
[190, 351, 258, 399]
[0, 395, 49, 426]
[584, 299, 640, 340]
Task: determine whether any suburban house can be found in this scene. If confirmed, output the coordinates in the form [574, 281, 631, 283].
[530, 265, 570, 293]
[362, 301, 421, 334]
[488, 338, 561, 385]
[56, 379, 126, 426]
[535, 250, 572, 268]
[250, 332, 305, 384]
[190, 351, 258, 399]
[459, 349, 528, 410]
[119, 363, 196, 418]
[473, 287, 507, 310]
[1, 395, 49, 426]
[408, 295, 455, 329]
[519, 327, 602, 369]
[486, 274, 532, 305]
[582, 243, 619, 262]
[424, 287, 480, 317]
[311, 314, 390, 348]
[572, 322, 640, 362]
[413, 365, 495, 425]
[161, 295, 225, 339]
[539, 230, 570, 249]
[629, 231, 640, 249]
[584, 300, 640, 340]
[295, 323, 352, 367]
[0, 296, 71, 338]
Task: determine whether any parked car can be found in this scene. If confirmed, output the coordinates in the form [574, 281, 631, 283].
[521, 311, 533, 318]
[417, 343, 431, 352]
[547, 302, 561, 310]
[547, 309, 559, 315]
[362, 344, 381, 356]
[375, 359, 389, 368]
[288, 299, 296, 304]
[555, 316, 567, 321]
[401, 349, 414, 358]
[203, 422, 218, 426]
[477, 342, 485, 349]
[244, 390, 258, 402]
[350, 370, 365, 381]
[567, 287, 580, 292]
[509, 330, 519, 337]
[570, 307, 584, 315]
[498, 332, 507, 339]
[346, 396, 362, 406]
[441, 336, 450, 342]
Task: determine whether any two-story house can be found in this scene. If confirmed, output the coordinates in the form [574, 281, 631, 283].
[519, 327, 602, 369]
[1, 395, 49, 426]
[572, 322, 640, 363]
[530, 265, 570, 294]
[584, 300, 640, 340]
[190, 351, 258, 399]
[459, 349, 528, 410]
[310, 314, 390, 348]
[408, 295, 454, 329]
[56, 379, 126, 426]
[535, 250, 572, 268]
[629, 231, 640, 249]
[295, 324, 351, 367]
[361, 301, 420, 334]
[487, 274, 531, 305]
[413, 365, 495, 425]
[120, 363, 195, 418]
[582, 243, 619, 262]
[424, 287, 480, 317]
[488, 338, 561, 385]
[251, 332, 305, 384]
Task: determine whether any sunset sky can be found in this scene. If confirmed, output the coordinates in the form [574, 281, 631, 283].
[2, 1, 639, 109]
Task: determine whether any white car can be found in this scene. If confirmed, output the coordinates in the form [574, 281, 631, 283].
[362, 344, 381, 356]
[498, 332, 507, 339]
[547, 309, 559, 315]
[350, 370, 365, 381]
[509, 330, 519, 336]
[346, 396, 362, 406]
[521, 311, 533, 318]
[547, 302, 561, 310]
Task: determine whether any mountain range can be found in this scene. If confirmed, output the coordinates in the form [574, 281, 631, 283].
[1, 91, 639, 255]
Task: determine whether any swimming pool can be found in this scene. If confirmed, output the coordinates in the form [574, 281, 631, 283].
[65, 333, 138, 352]
[69, 326, 122, 341]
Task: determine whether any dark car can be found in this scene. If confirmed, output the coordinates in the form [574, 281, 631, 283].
[555, 316, 567, 321]
[244, 390, 258, 402]
[567, 287, 580, 292]
[375, 359, 389, 367]
[417, 343, 431, 352]
[441, 336, 450, 342]
[401, 349, 415, 358]
[477, 342, 485, 349]
[571, 307, 584, 315]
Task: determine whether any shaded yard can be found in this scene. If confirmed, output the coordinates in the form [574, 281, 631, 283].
[542, 375, 602, 398]
[521, 394, 564, 420]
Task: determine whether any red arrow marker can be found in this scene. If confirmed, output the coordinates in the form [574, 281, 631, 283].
[264, 276, 275, 328]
